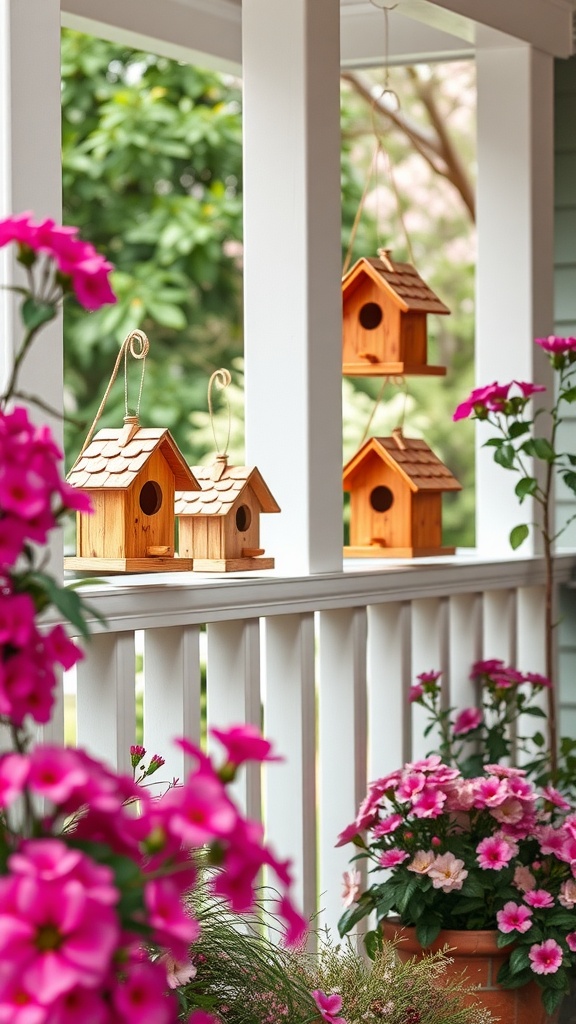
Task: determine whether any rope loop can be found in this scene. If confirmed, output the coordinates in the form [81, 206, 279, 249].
[80, 329, 151, 454]
[208, 368, 232, 457]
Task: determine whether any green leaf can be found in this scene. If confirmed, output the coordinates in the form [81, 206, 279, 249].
[522, 437, 556, 462]
[364, 929, 383, 961]
[543, 986, 568, 1014]
[515, 477, 538, 500]
[563, 471, 576, 495]
[508, 421, 531, 439]
[494, 443, 515, 469]
[508, 946, 530, 975]
[560, 386, 576, 403]
[21, 297, 57, 331]
[337, 893, 375, 937]
[496, 931, 516, 948]
[522, 706, 547, 717]
[415, 914, 442, 948]
[496, 961, 533, 989]
[397, 876, 419, 916]
[510, 524, 530, 550]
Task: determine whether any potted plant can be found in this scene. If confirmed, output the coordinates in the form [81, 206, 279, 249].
[337, 757, 576, 1021]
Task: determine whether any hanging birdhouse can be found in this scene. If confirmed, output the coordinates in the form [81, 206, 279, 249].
[343, 429, 461, 558]
[342, 249, 449, 377]
[64, 416, 200, 573]
[175, 454, 280, 572]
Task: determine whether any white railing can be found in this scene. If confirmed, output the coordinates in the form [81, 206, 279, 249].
[62, 551, 576, 932]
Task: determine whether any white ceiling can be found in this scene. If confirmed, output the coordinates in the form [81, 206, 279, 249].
[62, 0, 575, 73]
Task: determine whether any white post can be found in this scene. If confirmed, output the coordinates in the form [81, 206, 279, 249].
[0, 0, 63, 424]
[242, 0, 343, 575]
[475, 43, 555, 555]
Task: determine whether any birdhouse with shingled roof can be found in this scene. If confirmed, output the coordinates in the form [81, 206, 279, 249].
[342, 250, 449, 377]
[64, 416, 200, 573]
[343, 430, 461, 558]
[175, 454, 280, 572]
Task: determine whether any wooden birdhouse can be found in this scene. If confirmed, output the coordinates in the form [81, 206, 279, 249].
[175, 455, 280, 572]
[64, 416, 200, 573]
[342, 250, 449, 377]
[343, 430, 461, 558]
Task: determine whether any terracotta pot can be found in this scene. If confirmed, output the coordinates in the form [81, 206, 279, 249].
[382, 920, 558, 1024]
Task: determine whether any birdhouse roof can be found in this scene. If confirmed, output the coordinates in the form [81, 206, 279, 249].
[67, 427, 200, 491]
[342, 254, 450, 315]
[175, 464, 280, 517]
[343, 435, 461, 494]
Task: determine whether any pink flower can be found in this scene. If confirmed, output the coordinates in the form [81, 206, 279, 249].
[567, 933, 576, 953]
[496, 901, 533, 934]
[473, 776, 507, 808]
[379, 849, 409, 868]
[513, 381, 547, 398]
[144, 877, 200, 959]
[112, 960, 173, 1024]
[453, 382, 511, 420]
[542, 785, 571, 810]
[397, 772, 426, 801]
[408, 683, 424, 702]
[159, 771, 237, 846]
[428, 852, 468, 892]
[335, 821, 361, 847]
[523, 671, 551, 689]
[312, 990, 347, 1024]
[187, 1013, 220, 1024]
[535, 335, 576, 354]
[471, 659, 505, 676]
[559, 880, 576, 909]
[43, 625, 83, 672]
[523, 889, 554, 909]
[513, 866, 536, 893]
[211, 724, 282, 766]
[476, 836, 514, 870]
[411, 785, 446, 818]
[529, 939, 563, 975]
[157, 953, 196, 989]
[407, 850, 435, 874]
[372, 814, 403, 837]
[341, 869, 362, 908]
[453, 707, 482, 736]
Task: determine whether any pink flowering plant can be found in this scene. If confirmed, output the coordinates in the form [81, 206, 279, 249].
[0, 213, 307, 1024]
[337, 757, 576, 1015]
[409, 662, 552, 782]
[454, 336, 576, 775]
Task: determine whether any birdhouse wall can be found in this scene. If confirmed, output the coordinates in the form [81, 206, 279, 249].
[399, 311, 427, 367]
[76, 491, 127, 559]
[343, 279, 401, 367]
[411, 492, 444, 549]
[347, 458, 412, 550]
[178, 491, 262, 560]
[123, 450, 176, 558]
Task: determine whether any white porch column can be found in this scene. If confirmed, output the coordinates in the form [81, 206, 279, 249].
[475, 43, 554, 555]
[0, 0, 63, 425]
[242, 0, 343, 575]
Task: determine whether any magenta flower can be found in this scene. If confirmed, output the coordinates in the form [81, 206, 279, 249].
[529, 939, 563, 975]
[535, 335, 576, 354]
[453, 381, 511, 420]
[513, 380, 547, 398]
[335, 821, 361, 847]
[379, 849, 409, 868]
[372, 813, 403, 837]
[453, 707, 482, 736]
[112, 960, 173, 1024]
[496, 901, 533, 934]
[408, 683, 424, 702]
[411, 785, 447, 819]
[211, 723, 281, 766]
[542, 785, 571, 810]
[476, 836, 515, 870]
[312, 990, 347, 1024]
[144, 877, 200, 959]
[523, 889, 554, 909]
[566, 932, 576, 953]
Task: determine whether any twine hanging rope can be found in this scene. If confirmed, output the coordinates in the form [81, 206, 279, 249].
[80, 329, 150, 454]
[359, 375, 410, 447]
[207, 368, 232, 458]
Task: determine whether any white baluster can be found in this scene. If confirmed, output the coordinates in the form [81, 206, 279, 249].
[76, 632, 136, 772]
[367, 602, 411, 777]
[142, 625, 202, 787]
[411, 598, 446, 760]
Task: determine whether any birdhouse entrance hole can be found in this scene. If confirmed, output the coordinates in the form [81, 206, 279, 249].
[236, 505, 252, 532]
[370, 485, 394, 513]
[139, 480, 163, 516]
[358, 302, 383, 330]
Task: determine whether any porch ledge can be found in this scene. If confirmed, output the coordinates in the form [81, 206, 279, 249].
[61, 549, 576, 634]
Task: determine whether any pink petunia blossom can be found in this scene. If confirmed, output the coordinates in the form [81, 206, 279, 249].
[112, 960, 173, 1024]
[408, 683, 424, 702]
[157, 953, 197, 990]
[496, 901, 533, 934]
[335, 821, 361, 847]
[523, 889, 554, 909]
[567, 933, 576, 953]
[411, 785, 447, 819]
[453, 707, 482, 736]
[379, 848, 409, 868]
[397, 771, 426, 801]
[513, 381, 547, 398]
[476, 836, 515, 870]
[513, 866, 536, 893]
[542, 785, 571, 810]
[144, 877, 200, 960]
[529, 939, 563, 975]
[372, 813, 403, 837]
[453, 382, 511, 420]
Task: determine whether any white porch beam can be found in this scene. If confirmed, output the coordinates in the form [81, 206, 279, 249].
[242, 0, 344, 574]
[415, 0, 574, 59]
[61, 0, 242, 75]
[475, 44, 555, 555]
[0, 0, 63, 419]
